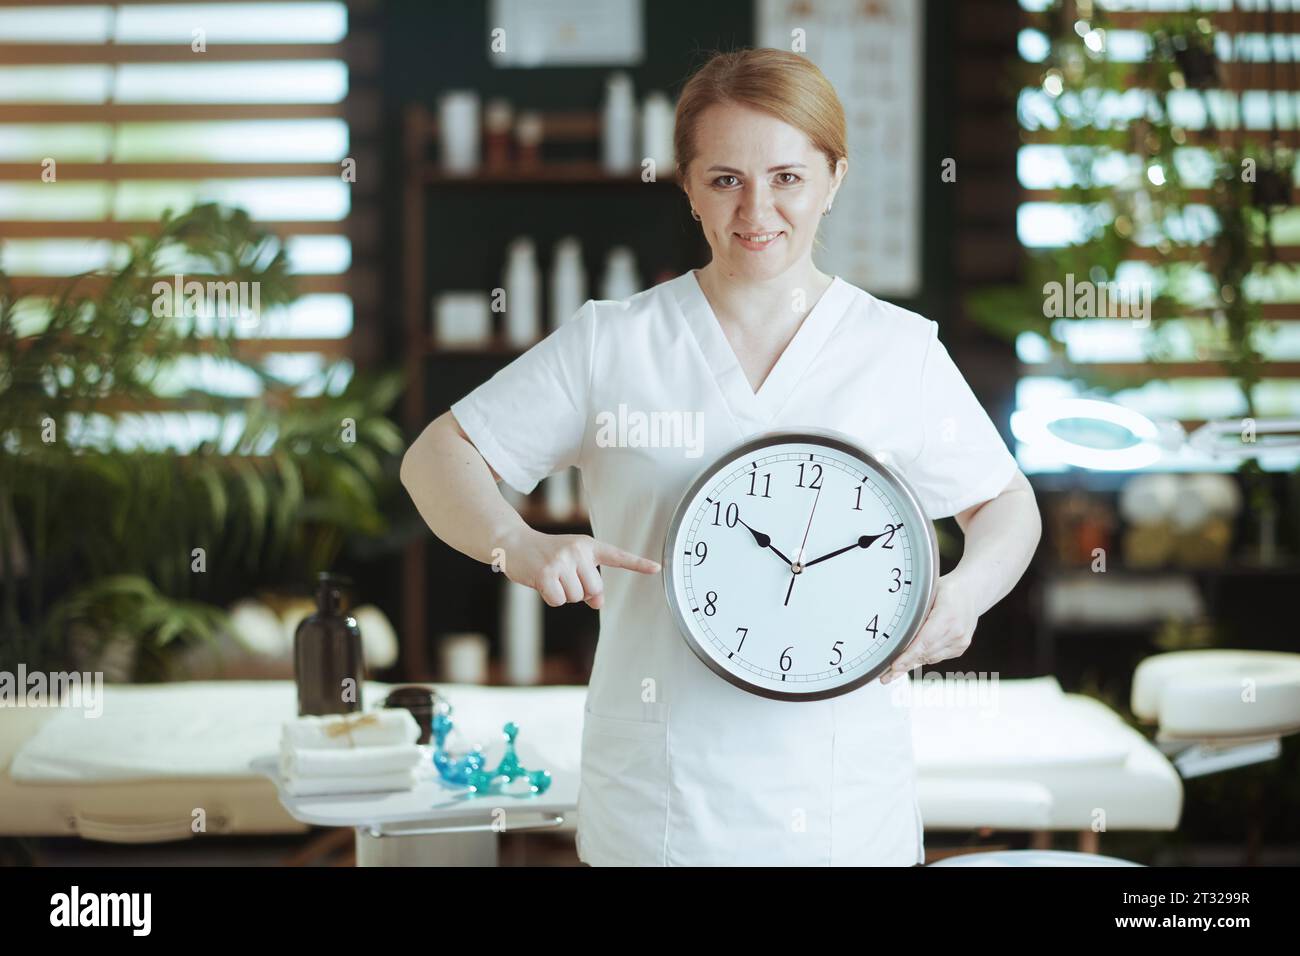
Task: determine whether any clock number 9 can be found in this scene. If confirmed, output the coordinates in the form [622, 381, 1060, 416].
[711, 502, 739, 527]
[704, 591, 718, 616]
[693, 541, 708, 566]
[890, 567, 902, 592]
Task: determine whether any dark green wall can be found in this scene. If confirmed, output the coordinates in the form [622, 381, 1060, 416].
[376, 0, 962, 673]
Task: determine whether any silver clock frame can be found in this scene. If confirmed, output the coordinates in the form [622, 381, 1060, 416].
[661, 426, 940, 702]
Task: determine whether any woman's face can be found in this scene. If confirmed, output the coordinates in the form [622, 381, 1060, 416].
[684, 102, 846, 282]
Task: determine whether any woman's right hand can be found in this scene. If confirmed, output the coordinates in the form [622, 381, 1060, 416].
[498, 526, 661, 609]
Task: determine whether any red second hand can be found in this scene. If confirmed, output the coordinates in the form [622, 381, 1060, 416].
[784, 482, 822, 607]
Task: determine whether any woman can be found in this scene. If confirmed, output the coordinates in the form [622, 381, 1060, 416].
[401, 48, 1042, 866]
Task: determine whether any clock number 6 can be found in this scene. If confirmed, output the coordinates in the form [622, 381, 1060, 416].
[780, 646, 793, 672]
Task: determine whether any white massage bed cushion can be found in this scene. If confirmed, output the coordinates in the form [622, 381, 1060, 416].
[7, 681, 584, 782]
[911, 676, 1132, 769]
[1131, 650, 1300, 740]
[12, 676, 1125, 783]
[909, 677, 1182, 831]
[5, 677, 1183, 835]
[930, 849, 1142, 867]
[916, 778, 1052, 829]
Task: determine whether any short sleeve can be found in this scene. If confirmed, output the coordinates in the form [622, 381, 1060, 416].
[899, 321, 1019, 520]
[449, 299, 596, 496]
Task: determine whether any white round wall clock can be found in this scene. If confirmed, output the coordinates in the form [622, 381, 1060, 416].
[662, 428, 939, 702]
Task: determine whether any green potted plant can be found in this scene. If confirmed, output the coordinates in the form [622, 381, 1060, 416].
[0, 203, 404, 681]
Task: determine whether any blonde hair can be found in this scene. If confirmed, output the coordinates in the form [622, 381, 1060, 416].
[673, 48, 848, 184]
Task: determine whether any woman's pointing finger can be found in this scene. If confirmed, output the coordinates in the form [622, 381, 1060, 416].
[592, 541, 661, 574]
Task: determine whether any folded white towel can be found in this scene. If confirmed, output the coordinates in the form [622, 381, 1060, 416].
[283, 768, 419, 797]
[281, 709, 419, 750]
[279, 743, 423, 779]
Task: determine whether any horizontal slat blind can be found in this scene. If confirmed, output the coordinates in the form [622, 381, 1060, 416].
[0, 0, 379, 450]
[1014, 0, 1300, 471]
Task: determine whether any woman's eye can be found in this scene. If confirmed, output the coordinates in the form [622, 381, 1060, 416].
[712, 173, 800, 186]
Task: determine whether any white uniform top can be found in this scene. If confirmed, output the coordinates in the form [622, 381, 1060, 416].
[451, 269, 1019, 866]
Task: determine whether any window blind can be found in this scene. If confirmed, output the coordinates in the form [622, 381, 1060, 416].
[1015, 0, 1300, 472]
[0, 0, 379, 450]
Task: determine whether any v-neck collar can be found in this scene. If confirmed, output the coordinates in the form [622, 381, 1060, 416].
[670, 268, 855, 427]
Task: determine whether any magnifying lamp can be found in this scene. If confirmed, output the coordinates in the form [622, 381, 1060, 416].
[1187, 417, 1300, 458]
[1010, 398, 1300, 470]
[1011, 398, 1173, 470]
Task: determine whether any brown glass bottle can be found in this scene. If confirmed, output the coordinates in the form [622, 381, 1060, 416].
[293, 573, 366, 716]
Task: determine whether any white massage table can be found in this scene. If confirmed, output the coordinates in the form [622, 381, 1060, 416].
[0, 675, 1196, 865]
[1133, 650, 1300, 778]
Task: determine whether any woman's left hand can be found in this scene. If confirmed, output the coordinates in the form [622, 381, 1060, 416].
[879, 573, 979, 684]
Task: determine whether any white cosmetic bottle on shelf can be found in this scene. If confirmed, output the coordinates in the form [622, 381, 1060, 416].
[503, 237, 541, 348]
[543, 468, 577, 521]
[602, 72, 636, 175]
[501, 578, 543, 686]
[549, 236, 586, 330]
[438, 90, 480, 176]
[640, 90, 675, 174]
[601, 246, 640, 301]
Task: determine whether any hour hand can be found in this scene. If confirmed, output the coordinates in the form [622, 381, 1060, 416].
[802, 529, 891, 569]
[736, 519, 794, 568]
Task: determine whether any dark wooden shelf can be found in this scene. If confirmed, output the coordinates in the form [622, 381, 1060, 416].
[518, 507, 588, 528]
[1043, 622, 1176, 636]
[1043, 561, 1300, 578]
[400, 101, 698, 681]
[1037, 558, 1300, 657]
[420, 160, 680, 187]
[481, 656, 587, 687]
[427, 335, 532, 357]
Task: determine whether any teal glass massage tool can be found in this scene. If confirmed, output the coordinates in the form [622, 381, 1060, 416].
[432, 706, 552, 796]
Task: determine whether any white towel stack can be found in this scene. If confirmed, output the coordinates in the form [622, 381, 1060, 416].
[280, 709, 423, 797]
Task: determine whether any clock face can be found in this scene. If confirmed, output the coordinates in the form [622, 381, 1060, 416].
[662, 429, 938, 702]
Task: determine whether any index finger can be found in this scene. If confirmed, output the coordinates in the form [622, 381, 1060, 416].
[592, 540, 661, 575]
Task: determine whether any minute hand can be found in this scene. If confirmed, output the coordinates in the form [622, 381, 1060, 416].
[801, 530, 891, 569]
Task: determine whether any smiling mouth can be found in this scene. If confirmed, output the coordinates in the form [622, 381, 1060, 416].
[734, 231, 784, 245]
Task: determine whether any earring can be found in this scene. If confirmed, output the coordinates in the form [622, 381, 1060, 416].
[823, 203, 833, 216]
[691, 208, 701, 221]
